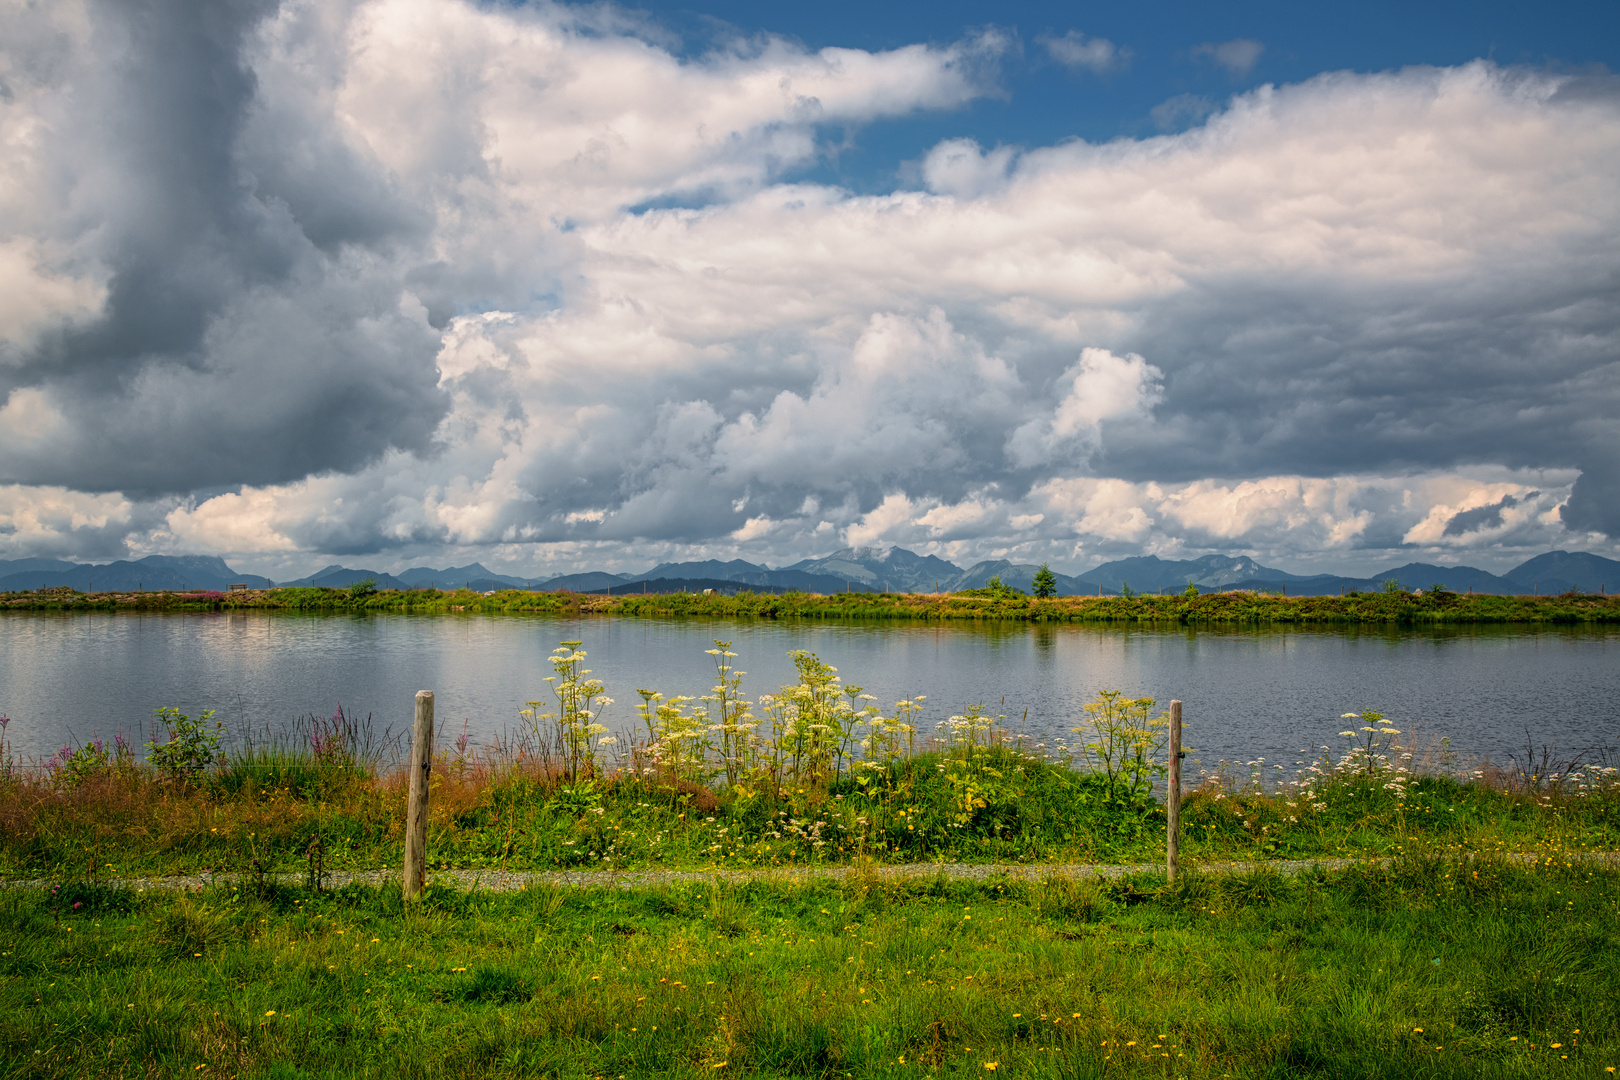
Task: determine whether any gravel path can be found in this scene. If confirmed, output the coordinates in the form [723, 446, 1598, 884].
[12, 853, 1613, 894]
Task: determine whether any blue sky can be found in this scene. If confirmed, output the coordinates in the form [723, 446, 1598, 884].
[635, 0, 1620, 186]
[0, 0, 1617, 578]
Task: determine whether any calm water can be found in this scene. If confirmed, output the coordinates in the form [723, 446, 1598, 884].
[1, 612, 1616, 771]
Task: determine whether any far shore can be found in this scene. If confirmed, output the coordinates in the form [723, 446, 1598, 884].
[3, 582, 1618, 624]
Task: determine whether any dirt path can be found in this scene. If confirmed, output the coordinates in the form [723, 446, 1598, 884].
[12, 852, 1612, 894]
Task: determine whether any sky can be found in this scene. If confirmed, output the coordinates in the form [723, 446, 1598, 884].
[1, 0, 1618, 580]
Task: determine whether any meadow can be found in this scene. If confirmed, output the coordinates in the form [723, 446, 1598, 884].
[3, 856, 1617, 1078]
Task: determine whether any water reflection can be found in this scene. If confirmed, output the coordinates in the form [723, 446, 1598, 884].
[0, 611, 1614, 770]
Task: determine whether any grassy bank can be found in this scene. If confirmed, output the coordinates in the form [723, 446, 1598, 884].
[3, 715, 1615, 880]
[5, 583, 1619, 623]
[3, 856, 1617, 1078]
[5, 757, 1616, 881]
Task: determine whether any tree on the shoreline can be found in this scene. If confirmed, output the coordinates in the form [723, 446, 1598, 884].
[1031, 564, 1057, 598]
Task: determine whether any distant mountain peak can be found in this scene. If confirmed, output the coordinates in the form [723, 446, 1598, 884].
[134, 553, 238, 577]
[783, 546, 964, 592]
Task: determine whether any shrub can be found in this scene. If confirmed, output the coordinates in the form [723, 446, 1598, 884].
[972, 575, 1025, 598]
[47, 739, 113, 788]
[146, 707, 223, 781]
[46, 733, 136, 788]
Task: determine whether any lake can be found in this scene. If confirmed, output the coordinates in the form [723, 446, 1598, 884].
[2, 612, 1616, 774]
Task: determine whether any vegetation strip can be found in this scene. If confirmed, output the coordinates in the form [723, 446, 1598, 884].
[5, 642, 1617, 880]
[6, 580, 1620, 622]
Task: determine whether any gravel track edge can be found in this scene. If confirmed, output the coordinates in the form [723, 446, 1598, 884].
[7, 851, 1617, 894]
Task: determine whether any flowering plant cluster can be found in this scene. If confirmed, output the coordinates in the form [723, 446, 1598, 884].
[1069, 691, 1170, 806]
[45, 732, 138, 788]
[627, 641, 928, 803]
[522, 641, 615, 783]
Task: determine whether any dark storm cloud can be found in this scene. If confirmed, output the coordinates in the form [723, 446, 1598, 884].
[38, 0, 285, 370]
[1562, 460, 1620, 536]
[0, 0, 446, 497]
[1107, 265, 1620, 533]
[1445, 494, 1522, 536]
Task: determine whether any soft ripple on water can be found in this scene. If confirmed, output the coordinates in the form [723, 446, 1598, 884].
[0, 612, 1616, 770]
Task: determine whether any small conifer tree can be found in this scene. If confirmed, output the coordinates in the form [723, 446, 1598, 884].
[1031, 563, 1057, 598]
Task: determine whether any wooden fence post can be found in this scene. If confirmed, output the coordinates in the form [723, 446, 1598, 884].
[404, 690, 434, 899]
[1167, 699, 1182, 885]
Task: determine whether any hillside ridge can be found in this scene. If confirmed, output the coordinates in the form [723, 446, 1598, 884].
[4, 548, 1618, 596]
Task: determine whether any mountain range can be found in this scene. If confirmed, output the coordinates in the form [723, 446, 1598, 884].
[3, 549, 1617, 597]
[0, 555, 271, 594]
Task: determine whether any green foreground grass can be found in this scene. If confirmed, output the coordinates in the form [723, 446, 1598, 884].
[5, 584, 1618, 624]
[3, 856, 1617, 1079]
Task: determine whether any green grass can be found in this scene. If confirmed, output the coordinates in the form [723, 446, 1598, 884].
[5, 584, 1619, 623]
[209, 745, 367, 802]
[3, 856, 1617, 1078]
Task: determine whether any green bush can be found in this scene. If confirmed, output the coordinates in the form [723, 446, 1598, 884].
[146, 707, 223, 781]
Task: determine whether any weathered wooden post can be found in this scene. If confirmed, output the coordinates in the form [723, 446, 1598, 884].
[1167, 699, 1183, 885]
[404, 690, 434, 899]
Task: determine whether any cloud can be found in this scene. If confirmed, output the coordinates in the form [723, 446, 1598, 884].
[1403, 484, 1568, 546]
[1, 3, 1618, 576]
[921, 139, 1019, 199]
[1040, 30, 1128, 74]
[707, 308, 1025, 509]
[1193, 38, 1265, 77]
[974, 475, 1513, 570]
[845, 493, 923, 549]
[1150, 93, 1218, 132]
[1006, 348, 1163, 467]
[336, 0, 1004, 226]
[101, 463, 1594, 578]
[0, 484, 144, 559]
[161, 489, 302, 554]
[0, 0, 446, 496]
[1561, 458, 1620, 537]
[0, 240, 107, 349]
[1442, 494, 1522, 536]
[0, 0, 1001, 498]
[820, 468, 1582, 574]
